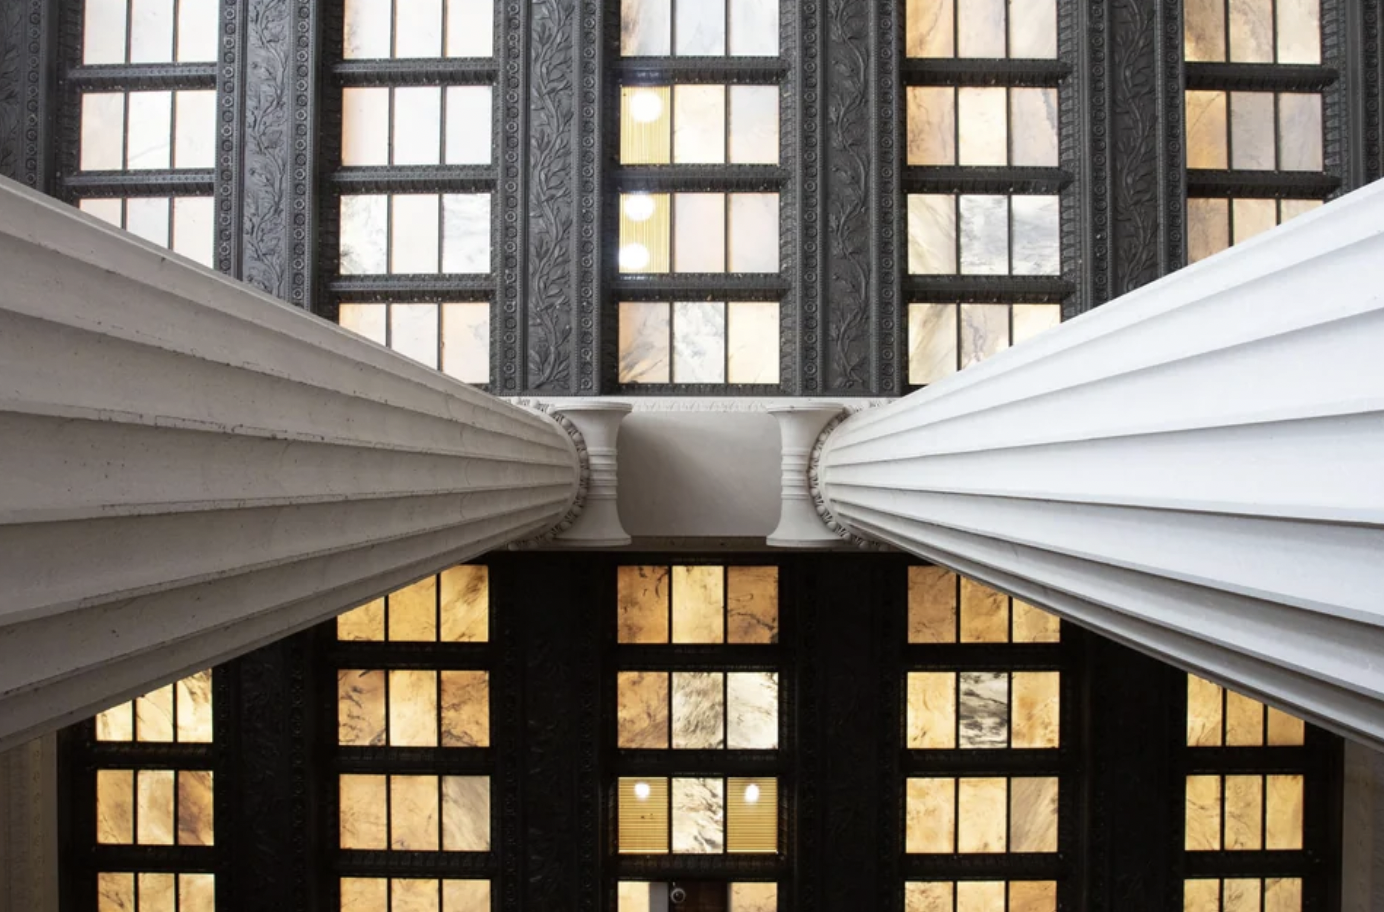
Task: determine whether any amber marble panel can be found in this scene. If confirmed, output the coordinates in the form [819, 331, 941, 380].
[339, 598, 386, 641]
[1224, 879, 1261, 912]
[1010, 881, 1057, 912]
[178, 875, 215, 912]
[389, 577, 438, 641]
[958, 778, 1007, 852]
[177, 770, 214, 846]
[442, 776, 491, 851]
[97, 769, 134, 844]
[730, 882, 777, 912]
[960, 578, 1008, 642]
[341, 878, 387, 912]
[1267, 708, 1305, 746]
[340, 774, 388, 849]
[1010, 777, 1058, 852]
[1232, 198, 1277, 244]
[390, 670, 439, 747]
[392, 775, 440, 850]
[339, 669, 388, 746]
[618, 671, 671, 749]
[907, 86, 955, 165]
[673, 672, 725, 749]
[136, 684, 175, 741]
[1184, 0, 1226, 60]
[137, 769, 175, 845]
[440, 565, 489, 641]
[1011, 672, 1060, 748]
[176, 670, 214, 742]
[619, 566, 670, 643]
[1187, 675, 1224, 746]
[907, 0, 954, 57]
[1266, 775, 1303, 849]
[908, 566, 957, 642]
[1183, 880, 1221, 912]
[907, 672, 956, 749]
[98, 873, 135, 912]
[906, 778, 955, 853]
[1225, 690, 1264, 745]
[617, 882, 653, 912]
[96, 702, 134, 741]
[1185, 91, 1228, 169]
[727, 567, 778, 643]
[443, 880, 492, 912]
[673, 565, 724, 643]
[1011, 600, 1060, 642]
[1187, 198, 1229, 263]
[1264, 878, 1302, 912]
[905, 882, 953, 912]
[956, 881, 1005, 912]
[1225, 775, 1263, 849]
[441, 671, 490, 747]
[394, 878, 440, 912]
[139, 873, 176, 912]
[1185, 775, 1222, 850]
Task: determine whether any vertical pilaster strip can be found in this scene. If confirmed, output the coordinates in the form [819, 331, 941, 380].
[797, 0, 824, 394]
[574, 0, 601, 393]
[0, 736, 59, 912]
[1323, 0, 1361, 191]
[240, 0, 319, 307]
[1077, 0, 1115, 315]
[496, 0, 528, 392]
[873, 0, 903, 397]
[1369, 0, 1383, 182]
[217, 0, 246, 278]
[0, 0, 53, 190]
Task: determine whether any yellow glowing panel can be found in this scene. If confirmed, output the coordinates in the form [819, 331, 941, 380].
[618, 777, 670, 854]
[619, 193, 671, 274]
[672, 565, 725, 643]
[908, 566, 956, 643]
[339, 598, 386, 641]
[97, 873, 134, 912]
[1011, 600, 1060, 642]
[340, 774, 388, 849]
[1224, 775, 1263, 850]
[1184, 880, 1221, 912]
[960, 578, 1008, 643]
[440, 564, 489, 642]
[1265, 878, 1302, 912]
[1186, 91, 1228, 169]
[1011, 672, 1060, 748]
[389, 577, 438, 641]
[339, 670, 388, 747]
[906, 778, 954, 853]
[1266, 775, 1304, 849]
[618, 566, 670, 643]
[1224, 879, 1261, 912]
[957, 778, 1007, 853]
[174, 671, 214, 742]
[136, 684, 175, 742]
[907, 672, 956, 749]
[179, 874, 215, 912]
[139, 873, 175, 912]
[1185, 775, 1222, 850]
[727, 777, 777, 853]
[97, 770, 134, 844]
[621, 86, 671, 164]
[136, 769, 175, 845]
[1186, 675, 1223, 747]
[392, 775, 440, 851]
[1267, 707, 1306, 746]
[727, 566, 778, 643]
[956, 881, 1004, 912]
[1009, 881, 1057, 912]
[96, 702, 135, 741]
[341, 878, 388, 912]
[393, 878, 440, 912]
[730, 883, 777, 912]
[1225, 691, 1264, 746]
[177, 770, 215, 846]
[443, 881, 492, 912]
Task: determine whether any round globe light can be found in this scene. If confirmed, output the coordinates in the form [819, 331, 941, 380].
[623, 193, 656, 222]
[629, 91, 664, 123]
[633, 781, 652, 800]
[744, 783, 761, 804]
[619, 243, 650, 271]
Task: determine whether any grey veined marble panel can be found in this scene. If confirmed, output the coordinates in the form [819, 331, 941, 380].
[673, 671, 726, 749]
[959, 671, 1009, 749]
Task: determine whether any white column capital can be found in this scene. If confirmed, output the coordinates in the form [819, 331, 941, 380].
[765, 404, 848, 548]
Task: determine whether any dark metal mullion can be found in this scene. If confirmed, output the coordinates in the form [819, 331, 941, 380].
[170, 0, 181, 64]
[125, 0, 135, 63]
[1273, 91, 1282, 171]
[122, 91, 132, 171]
[1224, 0, 1234, 60]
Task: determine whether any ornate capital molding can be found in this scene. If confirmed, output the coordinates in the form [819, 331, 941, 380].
[509, 403, 590, 548]
[806, 405, 889, 551]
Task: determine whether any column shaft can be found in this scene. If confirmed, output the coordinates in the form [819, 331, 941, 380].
[0, 178, 582, 751]
[817, 182, 1384, 749]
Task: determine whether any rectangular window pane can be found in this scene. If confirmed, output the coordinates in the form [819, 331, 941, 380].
[672, 565, 724, 642]
[672, 671, 724, 749]
[907, 87, 956, 166]
[907, 778, 955, 852]
[908, 304, 957, 386]
[619, 671, 671, 748]
[959, 195, 1008, 274]
[1230, 92, 1275, 170]
[84, 0, 129, 64]
[959, 303, 1008, 368]
[729, 86, 779, 163]
[441, 671, 490, 747]
[441, 302, 490, 383]
[340, 195, 389, 274]
[396, 0, 443, 57]
[957, 88, 1007, 166]
[82, 94, 126, 171]
[727, 567, 778, 642]
[442, 193, 492, 272]
[1009, 777, 1058, 851]
[957, 778, 1006, 852]
[447, 0, 494, 56]
[674, 193, 726, 272]
[622, 0, 671, 55]
[1010, 88, 1059, 166]
[672, 777, 725, 853]
[1229, 0, 1273, 61]
[177, 0, 219, 61]
[1009, 0, 1056, 57]
[673, 85, 726, 163]
[958, 0, 1006, 57]
[389, 669, 439, 747]
[392, 194, 441, 273]
[344, 0, 391, 58]
[1185, 775, 1223, 850]
[726, 301, 779, 384]
[619, 777, 670, 853]
[618, 566, 671, 642]
[177, 770, 215, 846]
[1011, 195, 1060, 275]
[677, 0, 725, 55]
[1186, 91, 1229, 168]
[1276, 0, 1321, 63]
[958, 671, 1009, 749]
[339, 669, 388, 746]
[440, 565, 489, 642]
[392, 775, 440, 850]
[727, 672, 778, 749]
[446, 87, 493, 164]
[1278, 93, 1323, 171]
[172, 196, 215, 267]
[620, 301, 672, 383]
[97, 770, 134, 844]
[909, 566, 957, 643]
[907, 672, 957, 749]
[1011, 672, 1060, 748]
[726, 777, 777, 852]
[389, 576, 438, 641]
[908, 0, 954, 57]
[174, 90, 215, 168]
[340, 774, 388, 848]
[1265, 775, 1304, 849]
[130, 0, 174, 62]
[673, 300, 727, 383]
[393, 87, 443, 165]
[1185, 0, 1227, 60]
[728, 194, 779, 272]
[127, 91, 173, 170]
[442, 776, 491, 850]
[960, 578, 1008, 642]
[391, 302, 440, 368]
[729, 0, 778, 55]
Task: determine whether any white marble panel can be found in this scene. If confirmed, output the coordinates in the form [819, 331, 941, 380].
[447, 0, 495, 56]
[959, 194, 1008, 275]
[726, 301, 779, 384]
[1278, 93, 1322, 171]
[674, 86, 726, 164]
[177, 0, 219, 62]
[442, 193, 492, 273]
[1009, 0, 1057, 57]
[727, 672, 778, 749]
[126, 198, 171, 248]
[82, 94, 127, 171]
[673, 301, 727, 383]
[392, 195, 441, 274]
[127, 91, 173, 171]
[729, 86, 779, 164]
[442, 302, 490, 383]
[1010, 87, 1059, 167]
[728, 193, 778, 272]
[342, 88, 390, 166]
[730, 0, 780, 55]
[393, 87, 443, 165]
[909, 303, 957, 385]
[958, 0, 1005, 57]
[174, 90, 216, 169]
[677, 0, 726, 54]
[622, 0, 672, 55]
[446, 87, 493, 164]
[396, 0, 444, 57]
[1230, 92, 1275, 170]
[675, 193, 727, 272]
[391, 304, 440, 369]
[130, 0, 174, 62]
[673, 671, 726, 749]
[958, 671, 1009, 748]
[84, 0, 128, 64]
[340, 195, 389, 275]
[907, 194, 957, 274]
[959, 304, 1009, 369]
[672, 777, 725, 853]
[1011, 195, 1059, 275]
[344, 0, 392, 58]
[957, 88, 1007, 166]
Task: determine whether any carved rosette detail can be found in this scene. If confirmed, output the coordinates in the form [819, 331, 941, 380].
[508, 402, 590, 548]
[807, 405, 889, 551]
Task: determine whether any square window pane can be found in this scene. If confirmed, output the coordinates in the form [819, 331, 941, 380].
[127, 197, 171, 247]
[344, 0, 391, 58]
[729, 0, 778, 55]
[447, 0, 495, 56]
[338, 598, 386, 639]
[340, 305, 388, 346]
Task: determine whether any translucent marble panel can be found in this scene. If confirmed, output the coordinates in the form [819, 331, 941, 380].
[130, 0, 174, 62]
[1187, 198, 1230, 263]
[446, 87, 493, 164]
[677, 0, 725, 54]
[1012, 304, 1060, 345]
[909, 566, 957, 643]
[1011, 672, 1060, 748]
[959, 672, 1009, 749]
[340, 774, 388, 849]
[393, 87, 443, 166]
[392, 775, 440, 850]
[1265, 878, 1303, 912]
[339, 598, 386, 640]
[1185, 91, 1229, 169]
[907, 672, 956, 749]
[1185, 775, 1222, 850]
[177, 0, 219, 62]
[957, 882, 1004, 912]
[179, 874, 215, 912]
[729, 86, 779, 164]
[1267, 707, 1306, 746]
[958, 88, 1007, 166]
[727, 566, 778, 643]
[909, 304, 957, 386]
[959, 195, 1008, 274]
[618, 566, 670, 642]
[730, 883, 777, 912]
[1012, 195, 1060, 275]
[957, 778, 1006, 852]
[340, 303, 387, 346]
[673, 565, 724, 642]
[729, 193, 780, 272]
[1186, 674, 1223, 747]
[672, 778, 725, 853]
[393, 879, 440, 912]
[726, 778, 777, 852]
[1229, 0, 1273, 62]
[726, 301, 780, 384]
[727, 672, 778, 749]
[1277, 0, 1321, 63]
[1185, 0, 1227, 61]
[441, 565, 489, 642]
[339, 669, 387, 746]
[1010, 881, 1057, 912]
[441, 193, 492, 273]
[127, 91, 173, 170]
[1010, 777, 1058, 851]
[390, 670, 439, 747]
[344, 0, 391, 58]
[342, 878, 387, 912]
[618, 882, 655, 912]
[136, 684, 175, 741]
[619, 777, 670, 853]
[391, 303, 440, 368]
[673, 301, 727, 383]
[82, 94, 126, 171]
[174, 91, 216, 168]
[1230, 92, 1275, 170]
[1011, 600, 1059, 642]
[959, 304, 1009, 369]
[1225, 881, 1262, 912]
[389, 576, 438, 641]
[905, 882, 953, 912]
[84, 0, 129, 64]
[97, 770, 134, 843]
[446, 0, 495, 57]
[729, 0, 779, 56]
[674, 194, 726, 272]
[98, 873, 134, 912]
[1232, 198, 1277, 244]
[392, 194, 441, 273]
[673, 671, 725, 749]
[907, 87, 955, 166]
[958, 0, 1006, 57]
[1266, 775, 1303, 849]
[960, 578, 1008, 642]
[172, 196, 215, 267]
[396, 0, 444, 58]
[1009, 0, 1057, 57]
[340, 195, 389, 275]
[80, 197, 125, 229]
[1278, 93, 1323, 171]
[441, 671, 489, 747]
[441, 303, 491, 384]
[908, 194, 957, 274]
[176, 669, 214, 741]
[126, 197, 171, 247]
[674, 86, 726, 163]
[1011, 88, 1059, 167]
[1225, 690, 1264, 745]
[620, 302, 671, 384]
[177, 770, 214, 846]
[1184, 880, 1221, 912]
[97, 701, 135, 741]
[139, 873, 175, 912]
[618, 671, 671, 749]
[622, 0, 672, 55]
[906, 778, 955, 852]
[1280, 197, 1322, 222]
[907, 0, 954, 57]
[443, 881, 493, 912]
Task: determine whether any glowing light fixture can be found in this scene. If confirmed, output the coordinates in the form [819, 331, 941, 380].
[634, 781, 652, 800]
[629, 90, 664, 123]
[623, 193, 656, 222]
[744, 783, 760, 803]
[619, 243, 650, 271]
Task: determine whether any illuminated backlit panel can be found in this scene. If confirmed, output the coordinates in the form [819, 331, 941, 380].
[337, 565, 490, 643]
[338, 669, 489, 748]
[96, 872, 216, 912]
[78, 197, 215, 268]
[1184, 0, 1320, 63]
[338, 774, 491, 851]
[95, 671, 214, 743]
[905, 881, 1057, 912]
[1185, 198, 1322, 263]
[82, 0, 219, 64]
[617, 192, 779, 274]
[78, 90, 216, 171]
[906, 194, 1060, 276]
[907, 671, 1060, 749]
[907, 302, 1060, 385]
[343, 0, 494, 58]
[620, 85, 780, 165]
[620, 0, 779, 56]
[341, 86, 494, 166]
[96, 769, 215, 846]
[616, 777, 778, 854]
[1185, 675, 1306, 748]
[1184, 91, 1323, 172]
[1183, 878, 1303, 912]
[618, 300, 780, 385]
[338, 193, 491, 275]
[617, 671, 778, 750]
[337, 302, 490, 383]
[906, 0, 1057, 58]
[907, 567, 1061, 645]
[905, 777, 1059, 853]
[906, 87, 1059, 167]
[617, 566, 779, 644]
[338, 878, 491, 911]
[1184, 774, 1304, 851]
